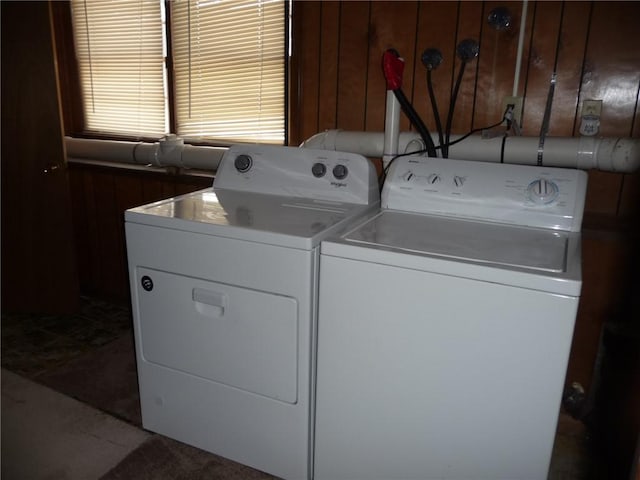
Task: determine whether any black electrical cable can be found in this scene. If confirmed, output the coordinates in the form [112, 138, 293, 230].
[443, 62, 466, 158]
[378, 148, 428, 191]
[443, 117, 505, 150]
[421, 48, 445, 153]
[426, 69, 445, 153]
[393, 88, 438, 158]
[443, 39, 479, 159]
[379, 105, 511, 190]
[500, 135, 507, 163]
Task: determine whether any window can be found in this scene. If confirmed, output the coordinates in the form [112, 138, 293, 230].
[70, 0, 286, 144]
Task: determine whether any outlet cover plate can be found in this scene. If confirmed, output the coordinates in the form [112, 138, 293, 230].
[503, 96, 523, 125]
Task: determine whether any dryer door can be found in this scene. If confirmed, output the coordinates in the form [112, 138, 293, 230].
[135, 267, 298, 403]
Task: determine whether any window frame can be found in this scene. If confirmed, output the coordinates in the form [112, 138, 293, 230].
[53, 0, 290, 147]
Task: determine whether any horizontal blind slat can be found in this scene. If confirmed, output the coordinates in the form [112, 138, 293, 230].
[71, 0, 285, 143]
[71, 0, 167, 136]
[172, 0, 285, 144]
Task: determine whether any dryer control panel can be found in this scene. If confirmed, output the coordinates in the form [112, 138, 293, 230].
[382, 156, 588, 232]
[214, 144, 379, 206]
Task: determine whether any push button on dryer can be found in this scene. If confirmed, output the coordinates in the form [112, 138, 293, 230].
[141, 275, 154, 292]
[312, 162, 327, 177]
[333, 164, 349, 180]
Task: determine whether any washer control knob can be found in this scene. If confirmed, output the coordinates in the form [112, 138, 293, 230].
[527, 178, 559, 204]
[234, 154, 253, 173]
[453, 175, 466, 187]
[333, 164, 349, 180]
[312, 162, 327, 178]
[427, 173, 441, 185]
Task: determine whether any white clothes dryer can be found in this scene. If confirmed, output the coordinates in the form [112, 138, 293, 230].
[125, 144, 378, 480]
[314, 155, 588, 480]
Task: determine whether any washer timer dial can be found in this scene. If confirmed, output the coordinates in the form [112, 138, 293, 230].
[527, 178, 559, 204]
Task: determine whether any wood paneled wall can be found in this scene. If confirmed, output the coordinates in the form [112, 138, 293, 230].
[66, 1, 639, 392]
[288, 1, 640, 391]
[69, 164, 211, 301]
[290, 1, 639, 217]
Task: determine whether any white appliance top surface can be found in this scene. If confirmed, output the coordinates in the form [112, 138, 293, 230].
[324, 208, 582, 295]
[342, 210, 568, 273]
[126, 188, 376, 249]
[125, 144, 380, 249]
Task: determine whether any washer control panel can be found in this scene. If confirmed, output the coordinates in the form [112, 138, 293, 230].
[215, 144, 378, 205]
[383, 156, 588, 232]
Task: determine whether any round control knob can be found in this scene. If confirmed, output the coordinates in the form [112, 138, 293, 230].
[234, 154, 253, 173]
[527, 178, 559, 204]
[312, 162, 327, 178]
[427, 173, 441, 185]
[453, 175, 466, 187]
[332, 164, 348, 180]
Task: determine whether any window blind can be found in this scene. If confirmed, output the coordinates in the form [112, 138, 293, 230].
[171, 0, 285, 144]
[71, 0, 167, 137]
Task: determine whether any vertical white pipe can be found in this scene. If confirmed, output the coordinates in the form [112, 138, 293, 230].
[383, 90, 401, 168]
[512, 0, 528, 96]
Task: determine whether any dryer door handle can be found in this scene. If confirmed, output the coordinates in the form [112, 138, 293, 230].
[193, 288, 228, 317]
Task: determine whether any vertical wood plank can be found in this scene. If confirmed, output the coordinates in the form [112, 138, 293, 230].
[449, 1, 483, 135]
[91, 171, 121, 300]
[584, 170, 623, 216]
[474, 1, 529, 131]
[69, 168, 91, 290]
[520, 1, 563, 136]
[318, 1, 341, 132]
[413, 1, 459, 140]
[620, 84, 640, 218]
[618, 173, 640, 220]
[365, 1, 419, 133]
[553, 1, 592, 137]
[578, 2, 640, 216]
[114, 174, 144, 301]
[175, 177, 212, 195]
[566, 232, 632, 389]
[82, 169, 102, 295]
[141, 177, 174, 203]
[579, 1, 640, 137]
[290, 1, 321, 145]
[336, 1, 370, 131]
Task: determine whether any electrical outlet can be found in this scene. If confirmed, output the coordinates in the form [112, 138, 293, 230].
[502, 96, 523, 124]
[581, 99, 602, 117]
[580, 99, 603, 136]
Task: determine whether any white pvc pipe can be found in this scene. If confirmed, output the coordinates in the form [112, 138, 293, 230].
[65, 136, 227, 171]
[383, 90, 401, 167]
[512, 0, 528, 97]
[301, 130, 640, 173]
[66, 132, 640, 173]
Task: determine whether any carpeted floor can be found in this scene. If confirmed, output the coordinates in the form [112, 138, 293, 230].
[1, 296, 276, 480]
[1, 296, 597, 479]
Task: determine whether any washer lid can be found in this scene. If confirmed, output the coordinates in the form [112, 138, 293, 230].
[125, 187, 377, 250]
[324, 209, 582, 295]
[344, 210, 567, 272]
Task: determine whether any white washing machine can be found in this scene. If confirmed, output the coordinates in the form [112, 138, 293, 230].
[314, 155, 588, 480]
[124, 144, 378, 480]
